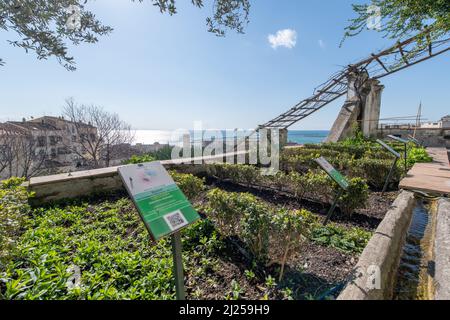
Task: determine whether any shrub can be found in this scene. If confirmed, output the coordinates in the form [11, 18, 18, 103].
[407, 147, 433, 167]
[235, 165, 259, 187]
[205, 189, 248, 237]
[270, 209, 318, 281]
[287, 172, 309, 199]
[351, 158, 402, 189]
[363, 147, 397, 160]
[0, 178, 31, 266]
[123, 154, 156, 164]
[239, 199, 271, 264]
[270, 171, 288, 192]
[169, 171, 205, 201]
[338, 178, 369, 216]
[304, 171, 334, 203]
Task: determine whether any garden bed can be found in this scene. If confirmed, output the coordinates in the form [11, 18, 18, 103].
[1, 175, 372, 300]
[205, 177, 399, 231]
[0, 140, 432, 300]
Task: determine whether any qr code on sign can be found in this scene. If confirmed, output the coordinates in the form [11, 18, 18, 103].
[163, 210, 188, 231]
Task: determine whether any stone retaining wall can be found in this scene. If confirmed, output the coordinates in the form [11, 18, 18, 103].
[26, 152, 246, 206]
[337, 191, 416, 300]
[434, 198, 450, 300]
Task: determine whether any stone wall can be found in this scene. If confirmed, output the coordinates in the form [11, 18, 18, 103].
[26, 152, 246, 206]
[377, 128, 450, 148]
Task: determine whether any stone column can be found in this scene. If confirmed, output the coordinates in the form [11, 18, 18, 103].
[362, 79, 384, 138]
[279, 128, 288, 148]
[326, 70, 369, 143]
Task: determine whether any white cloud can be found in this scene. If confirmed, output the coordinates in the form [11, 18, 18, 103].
[268, 29, 297, 49]
[318, 39, 326, 49]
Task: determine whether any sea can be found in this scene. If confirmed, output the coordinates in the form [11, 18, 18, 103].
[133, 130, 329, 146]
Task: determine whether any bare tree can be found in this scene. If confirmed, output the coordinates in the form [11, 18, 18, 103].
[62, 98, 134, 168]
[0, 123, 49, 179]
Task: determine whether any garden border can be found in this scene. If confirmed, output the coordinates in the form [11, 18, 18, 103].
[434, 198, 450, 300]
[25, 152, 246, 205]
[337, 190, 416, 300]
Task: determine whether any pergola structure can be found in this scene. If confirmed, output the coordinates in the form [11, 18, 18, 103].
[258, 31, 450, 131]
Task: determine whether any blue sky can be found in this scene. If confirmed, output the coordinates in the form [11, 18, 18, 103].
[0, 0, 448, 130]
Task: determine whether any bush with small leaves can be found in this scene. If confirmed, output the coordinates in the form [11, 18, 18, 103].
[239, 198, 271, 264]
[205, 189, 247, 237]
[169, 171, 205, 201]
[270, 209, 318, 281]
[0, 178, 31, 265]
[351, 158, 402, 189]
[338, 177, 369, 216]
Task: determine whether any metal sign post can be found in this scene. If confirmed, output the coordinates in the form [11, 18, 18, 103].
[171, 232, 185, 300]
[376, 139, 401, 195]
[315, 157, 349, 226]
[387, 135, 409, 173]
[118, 162, 200, 300]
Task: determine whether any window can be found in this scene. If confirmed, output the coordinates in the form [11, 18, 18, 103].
[57, 147, 70, 155]
[49, 136, 57, 145]
[37, 136, 47, 147]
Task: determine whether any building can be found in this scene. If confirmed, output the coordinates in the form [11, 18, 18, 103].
[134, 142, 170, 154]
[420, 115, 450, 129]
[421, 121, 442, 129]
[8, 116, 97, 165]
[441, 115, 450, 129]
[0, 116, 98, 179]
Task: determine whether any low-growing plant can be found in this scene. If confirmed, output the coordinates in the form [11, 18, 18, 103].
[310, 224, 372, 254]
[304, 171, 334, 203]
[407, 147, 433, 167]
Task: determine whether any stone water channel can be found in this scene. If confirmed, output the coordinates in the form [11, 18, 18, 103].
[392, 197, 437, 300]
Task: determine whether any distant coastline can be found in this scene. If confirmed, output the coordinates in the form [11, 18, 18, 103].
[133, 130, 329, 146]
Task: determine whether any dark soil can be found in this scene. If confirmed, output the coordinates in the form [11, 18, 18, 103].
[186, 237, 357, 300]
[205, 176, 399, 231]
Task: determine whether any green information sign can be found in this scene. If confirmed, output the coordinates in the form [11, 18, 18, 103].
[376, 139, 401, 158]
[315, 156, 349, 190]
[118, 162, 200, 241]
[387, 134, 409, 144]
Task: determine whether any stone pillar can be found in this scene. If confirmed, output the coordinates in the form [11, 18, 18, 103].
[326, 70, 370, 143]
[362, 79, 384, 138]
[279, 129, 288, 148]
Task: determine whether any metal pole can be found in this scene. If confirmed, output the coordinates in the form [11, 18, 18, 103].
[404, 143, 408, 173]
[382, 157, 399, 195]
[323, 189, 344, 226]
[171, 232, 185, 300]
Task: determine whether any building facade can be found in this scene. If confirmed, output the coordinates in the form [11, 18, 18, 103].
[0, 116, 98, 179]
